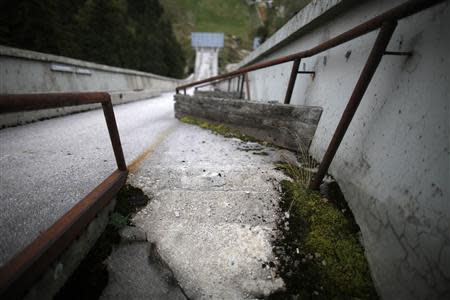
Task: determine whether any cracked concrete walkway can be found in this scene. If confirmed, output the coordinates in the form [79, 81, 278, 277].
[102, 121, 294, 299]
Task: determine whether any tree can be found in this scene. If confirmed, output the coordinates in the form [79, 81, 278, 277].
[0, 0, 186, 78]
[127, 0, 186, 77]
[74, 0, 130, 67]
[0, 0, 60, 53]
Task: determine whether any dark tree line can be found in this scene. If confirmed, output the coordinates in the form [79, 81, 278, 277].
[0, 0, 186, 78]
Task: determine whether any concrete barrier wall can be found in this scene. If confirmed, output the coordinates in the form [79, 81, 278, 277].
[174, 94, 322, 150]
[229, 0, 450, 299]
[0, 46, 191, 127]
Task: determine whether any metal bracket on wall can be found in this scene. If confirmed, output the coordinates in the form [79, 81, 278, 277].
[297, 70, 316, 80]
[384, 51, 413, 56]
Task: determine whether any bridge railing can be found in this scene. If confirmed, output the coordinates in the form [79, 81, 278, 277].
[175, 0, 444, 190]
[0, 92, 128, 299]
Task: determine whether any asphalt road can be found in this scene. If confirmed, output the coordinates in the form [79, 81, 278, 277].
[0, 93, 178, 265]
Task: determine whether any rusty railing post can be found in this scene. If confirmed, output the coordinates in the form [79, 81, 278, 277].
[309, 21, 397, 190]
[102, 99, 127, 171]
[236, 75, 241, 94]
[239, 74, 245, 99]
[0, 92, 129, 299]
[245, 73, 251, 100]
[284, 58, 301, 104]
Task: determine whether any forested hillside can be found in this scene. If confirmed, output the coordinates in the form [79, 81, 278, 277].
[160, 0, 311, 73]
[161, 0, 258, 73]
[0, 0, 186, 78]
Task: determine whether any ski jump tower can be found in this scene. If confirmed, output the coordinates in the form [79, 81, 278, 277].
[191, 32, 224, 82]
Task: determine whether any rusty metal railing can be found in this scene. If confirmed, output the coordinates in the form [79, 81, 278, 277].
[175, 0, 445, 190]
[0, 92, 128, 299]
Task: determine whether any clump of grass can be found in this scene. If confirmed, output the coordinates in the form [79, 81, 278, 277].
[180, 115, 259, 142]
[273, 125, 318, 185]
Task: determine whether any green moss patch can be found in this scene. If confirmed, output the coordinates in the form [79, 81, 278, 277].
[271, 165, 378, 299]
[180, 115, 260, 143]
[55, 185, 150, 300]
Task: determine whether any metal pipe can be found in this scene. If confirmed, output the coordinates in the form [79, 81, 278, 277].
[236, 76, 241, 94]
[190, 76, 235, 92]
[176, 74, 238, 94]
[176, 0, 444, 91]
[239, 75, 245, 99]
[102, 100, 127, 171]
[0, 92, 109, 113]
[0, 92, 129, 298]
[284, 58, 301, 104]
[309, 21, 398, 190]
[245, 73, 251, 100]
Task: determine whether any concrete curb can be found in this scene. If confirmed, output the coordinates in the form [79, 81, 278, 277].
[174, 94, 322, 150]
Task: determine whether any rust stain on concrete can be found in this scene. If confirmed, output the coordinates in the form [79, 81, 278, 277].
[127, 125, 177, 173]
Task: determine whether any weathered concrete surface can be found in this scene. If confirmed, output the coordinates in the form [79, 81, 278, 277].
[101, 243, 187, 300]
[23, 199, 116, 300]
[125, 123, 293, 299]
[0, 45, 187, 94]
[174, 94, 322, 151]
[118, 226, 147, 243]
[0, 93, 177, 266]
[0, 45, 192, 127]
[194, 89, 240, 99]
[225, 0, 450, 299]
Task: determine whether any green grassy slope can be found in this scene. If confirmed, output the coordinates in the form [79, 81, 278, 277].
[160, 0, 259, 72]
[161, 0, 312, 73]
[161, 0, 255, 45]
